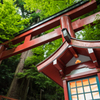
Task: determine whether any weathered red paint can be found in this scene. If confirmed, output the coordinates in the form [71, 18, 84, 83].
[63, 80, 69, 100]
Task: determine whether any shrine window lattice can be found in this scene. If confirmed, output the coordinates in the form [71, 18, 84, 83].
[68, 76, 100, 100]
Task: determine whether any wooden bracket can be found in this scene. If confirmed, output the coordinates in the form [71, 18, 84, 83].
[88, 48, 99, 67]
[68, 45, 78, 58]
[53, 59, 65, 77]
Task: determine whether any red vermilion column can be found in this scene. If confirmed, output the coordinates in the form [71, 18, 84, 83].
[63, 80, 69, 100]
[0, 45, 5, 62]
[60, 15, 75, 42]
[97, 73, 100, 83]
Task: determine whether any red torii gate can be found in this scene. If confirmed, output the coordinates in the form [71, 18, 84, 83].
[0, 0, 100, 100]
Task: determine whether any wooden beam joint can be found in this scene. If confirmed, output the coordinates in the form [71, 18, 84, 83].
[88, 48, 99, 67]
[68, 45, 78, 58]
[53, 59, 65, 77]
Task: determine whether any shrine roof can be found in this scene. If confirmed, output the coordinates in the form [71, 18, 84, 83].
[36, 39, 100, 87]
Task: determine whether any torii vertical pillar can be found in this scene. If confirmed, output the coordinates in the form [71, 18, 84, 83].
[63, 80, 69, 100]
[60, 15, 76, 100]
[60, 15, 76, 42]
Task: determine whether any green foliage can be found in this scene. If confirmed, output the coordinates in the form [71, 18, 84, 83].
[2, 0, 100, 99]
[0, 0, 30, 43]
[76, 5, 100, 40]
[17, 37, 62, 79]
[29, 12, 40, 24]
[17, 31, 63, 99]
[0, 54, 20, 95]
[23, 0, 81, 20]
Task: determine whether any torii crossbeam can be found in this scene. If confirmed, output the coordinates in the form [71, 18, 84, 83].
[1, 0, 100, 100]
[0, 0, 97, 60]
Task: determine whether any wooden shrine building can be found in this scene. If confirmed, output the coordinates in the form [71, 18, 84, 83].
[0, 0, 100, 100]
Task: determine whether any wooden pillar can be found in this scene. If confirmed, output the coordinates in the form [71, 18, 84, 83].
[60, 15, 76, 39]
[63, 80, 69, 100]
[97, 72, 100, 83]
[0, 45, 5, 65]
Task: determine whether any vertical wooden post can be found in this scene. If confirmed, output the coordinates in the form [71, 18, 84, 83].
[97, 73, 100, 83]
[24, 34, 31, 44]
[63, 80, 69, 100]
[0, 45, 5, 56]
[0, 45, 5, 64]
[60, 15, 76, 39]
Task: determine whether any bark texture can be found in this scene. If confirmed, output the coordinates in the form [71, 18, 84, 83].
[7, 49, 33, 100]
[7, 17, 40, 100]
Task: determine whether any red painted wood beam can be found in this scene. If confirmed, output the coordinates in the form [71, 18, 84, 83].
[0, 11, 100, 60]
[2, 10, 99, 50]
[64, 68, 100, 81]
[2, 11, 99, 48]
[0, 28, 62, 60]
[88, 48, 99, 67]
[37, 42, 68, 71]
[3, 11, 100, 48]
[53, 59, 65, 77]
[71, 39, 100, 48]
[63, 80, 69, 100]
[72, 12, 100, 32]
[58, 59, 66, 67]
[60, 15, 75, 38]
[68, 45, 78, 58]
[0, 95, 18, 100]
[2, 0, 96, 46]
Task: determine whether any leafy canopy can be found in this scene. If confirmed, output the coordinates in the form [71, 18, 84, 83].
[0, 0, 30, 43]
[23, 0, 81, 19]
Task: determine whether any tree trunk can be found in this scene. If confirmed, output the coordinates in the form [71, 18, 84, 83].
[7, 16, 40, 100]
[7, 49, 33, 100]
